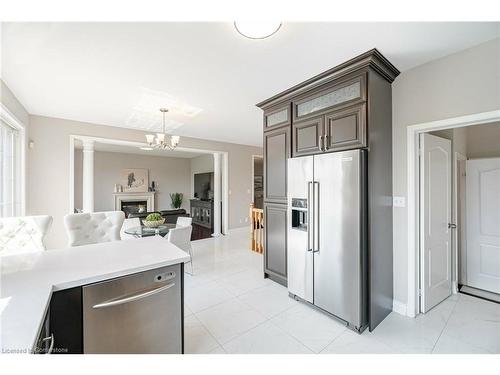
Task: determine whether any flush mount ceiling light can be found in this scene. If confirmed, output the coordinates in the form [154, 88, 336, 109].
[234, 21, 282, 39]
[142, 108, 180, 151]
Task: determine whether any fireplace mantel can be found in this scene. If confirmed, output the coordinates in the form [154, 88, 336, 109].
[113, 192, 155, 213]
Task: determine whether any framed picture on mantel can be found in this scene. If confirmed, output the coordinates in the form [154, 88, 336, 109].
[121, 168, 149, 193]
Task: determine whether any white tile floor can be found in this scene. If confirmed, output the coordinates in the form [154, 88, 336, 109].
[184, 229, 500, 354]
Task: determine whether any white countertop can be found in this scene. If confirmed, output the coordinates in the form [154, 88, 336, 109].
[0, 236, 190, 353]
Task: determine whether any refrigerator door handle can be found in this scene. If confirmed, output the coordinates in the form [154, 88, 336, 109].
[313, 181, 320, 253]
[307, 181, 313, 252]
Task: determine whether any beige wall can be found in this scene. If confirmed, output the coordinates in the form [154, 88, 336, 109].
[453, 127, 468, 157]
[74, 149, 192, 212]
[466, 121, 500, 158]
[27, 115, 262, 249]
[392, 37, 500, 309]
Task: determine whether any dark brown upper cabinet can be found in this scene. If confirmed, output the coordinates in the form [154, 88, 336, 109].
[292, 73, 366, 122]
[263, 104, 291, 130]
[324, 103, 367, 152]
[292, 116, 324, 157]
[263, 125, 290, 204]
[293, 102, 366, 156]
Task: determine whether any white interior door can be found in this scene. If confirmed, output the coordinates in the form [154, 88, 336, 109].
[466, 158, 500, 294]
[420, 133, 452, 313]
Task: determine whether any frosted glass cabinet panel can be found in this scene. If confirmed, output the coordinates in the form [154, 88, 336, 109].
[266, 109, 288, 127]
[293, 74, 366, 120]
[296, 81, 361, 117]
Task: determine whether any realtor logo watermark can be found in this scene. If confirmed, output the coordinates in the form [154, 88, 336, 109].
[2, 346, 68, 354]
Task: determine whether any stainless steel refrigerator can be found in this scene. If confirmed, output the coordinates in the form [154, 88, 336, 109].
[287, 149, 367, 332]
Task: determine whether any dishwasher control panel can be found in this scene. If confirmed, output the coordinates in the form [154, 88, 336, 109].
[154, 271, 176, 283]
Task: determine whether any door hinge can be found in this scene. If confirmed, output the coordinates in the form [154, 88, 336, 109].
[418, 289, 422, 297]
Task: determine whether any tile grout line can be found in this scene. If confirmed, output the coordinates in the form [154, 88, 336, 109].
[185, 276, 271, 316]
[430, 295, 461, 353]
[263, 316, 317, 354]
[187, 306, 227, 354]
[315, 327, 349, 354]
[194, 298, 271, 352]
[193, 292, 302, 353]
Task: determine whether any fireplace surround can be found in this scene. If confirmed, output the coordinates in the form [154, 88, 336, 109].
[113, 192, 155, 217]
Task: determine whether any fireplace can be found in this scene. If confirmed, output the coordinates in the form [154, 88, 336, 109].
[113, 192, 155, 217]
[121, 200, 148, 218]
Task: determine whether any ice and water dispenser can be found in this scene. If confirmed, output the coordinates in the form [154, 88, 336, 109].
[291, 198, 308, 231]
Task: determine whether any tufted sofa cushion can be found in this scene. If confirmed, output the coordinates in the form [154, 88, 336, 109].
[64, 211, 125, 247]
[0, 215, 53, 256]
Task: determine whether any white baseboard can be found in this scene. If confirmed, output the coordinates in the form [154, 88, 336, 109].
[392, 300, 407, 316]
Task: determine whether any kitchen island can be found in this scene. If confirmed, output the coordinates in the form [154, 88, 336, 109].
[0, 236, 190, 354]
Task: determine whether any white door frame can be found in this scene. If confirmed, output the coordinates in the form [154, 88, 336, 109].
[1, 103, 27, 216]
[251, 154, 263, 204]
[453, 151, 467, 292]
[406, 109, 500, 317]
[69, 134, 230, 235]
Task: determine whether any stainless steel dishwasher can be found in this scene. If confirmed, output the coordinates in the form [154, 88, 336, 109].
[83, 264, 182, 354]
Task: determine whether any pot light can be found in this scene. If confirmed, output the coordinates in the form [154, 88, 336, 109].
[234, 21, 282, 39]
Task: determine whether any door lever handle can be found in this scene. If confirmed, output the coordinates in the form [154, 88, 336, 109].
[448, 223, 457, 229]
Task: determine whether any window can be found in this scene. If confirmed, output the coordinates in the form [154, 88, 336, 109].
[0, 119, 23, 217]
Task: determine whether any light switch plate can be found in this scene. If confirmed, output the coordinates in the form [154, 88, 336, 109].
[393, 196, 406, 207]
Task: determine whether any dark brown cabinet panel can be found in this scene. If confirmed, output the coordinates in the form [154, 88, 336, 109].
[264, 126, 290, 204]
[191, 223, 212, 241]
[292, 116, 324, 157]
[325, 103, 366, 152]
[264, 203, 287, 285]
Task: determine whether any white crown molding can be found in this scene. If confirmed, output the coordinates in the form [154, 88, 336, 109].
[0, 103, 25, 130]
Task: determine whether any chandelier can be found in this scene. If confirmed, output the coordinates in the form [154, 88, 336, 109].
[143, 108, 180, 150]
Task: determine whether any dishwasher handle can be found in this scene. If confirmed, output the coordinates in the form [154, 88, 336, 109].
[92, 282, 175, 309]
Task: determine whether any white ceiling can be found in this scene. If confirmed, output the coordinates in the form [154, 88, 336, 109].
[2, 22, 499, 146]
[74, 140, 205, 158]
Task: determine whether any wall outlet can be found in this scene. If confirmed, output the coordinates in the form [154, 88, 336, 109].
[393, 196, 406, 208]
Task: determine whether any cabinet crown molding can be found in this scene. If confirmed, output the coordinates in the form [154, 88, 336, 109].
[256, 48, 400, 110]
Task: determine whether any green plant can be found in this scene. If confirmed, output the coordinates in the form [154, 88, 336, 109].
[170, 192, 183, 209]
[145, 213, 162, 222]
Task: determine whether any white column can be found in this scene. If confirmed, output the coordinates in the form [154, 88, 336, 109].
[82, 139, 95, 213]
[212, 152, 221, 237]
[222, 153, 229, 235]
